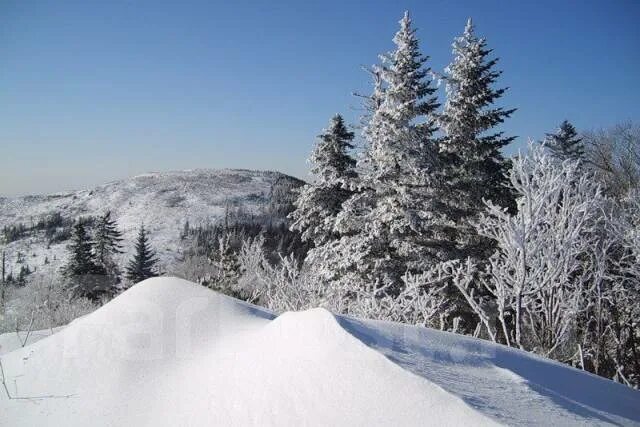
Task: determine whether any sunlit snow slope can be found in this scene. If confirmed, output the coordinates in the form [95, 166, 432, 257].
[0, 169, 299, 276]
[1, 278, 638, 426]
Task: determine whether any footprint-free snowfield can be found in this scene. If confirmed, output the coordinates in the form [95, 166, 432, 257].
[1, 278, 638, 426]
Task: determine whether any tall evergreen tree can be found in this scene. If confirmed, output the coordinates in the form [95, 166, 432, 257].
[438, 18, 516, 261]
[93, 211, 123, 275]
[290, 114, 356, 246]
[311, 12, 441, 292]
[545, 120, 584, 162]
[125, 224, 158, 283]
[63, 221, 102, 278]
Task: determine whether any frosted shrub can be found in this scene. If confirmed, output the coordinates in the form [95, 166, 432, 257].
[453, 142, 605, 356]
[238, 234, 460, 331]
[1, 276, 99, 334]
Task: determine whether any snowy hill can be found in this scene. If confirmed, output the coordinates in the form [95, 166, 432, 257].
[1, 278, 638, 426]
[0, 169, 301, 276]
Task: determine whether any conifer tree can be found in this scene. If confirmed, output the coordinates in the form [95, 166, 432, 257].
[438, 18, 516, 261]
[290, 114, 356, 246]
[311, 12, 441, 292]
[93, 211, 123, 275]
[545, 120, 585, 162]
[125, 224, 158, 283]
[64, 221, 102, 278]
[215, 235, 242, 289]
[16, 264, 31, 286]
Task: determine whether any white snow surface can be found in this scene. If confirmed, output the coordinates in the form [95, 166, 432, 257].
[1, 277, 639, 426]
[0, 327, 62, 355]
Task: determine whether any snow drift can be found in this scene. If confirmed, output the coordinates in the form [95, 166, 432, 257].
[1, 278, 638, 426]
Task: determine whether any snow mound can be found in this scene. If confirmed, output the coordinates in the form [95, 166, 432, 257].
[1, 278, 639, 426]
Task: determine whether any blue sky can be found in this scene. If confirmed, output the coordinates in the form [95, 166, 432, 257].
[1, 0, 639, 195]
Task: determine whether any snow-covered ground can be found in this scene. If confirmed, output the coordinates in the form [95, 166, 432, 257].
[1, 277, 638, 426]
[0, 169, 297, 277]
[0, 327, 62, 355]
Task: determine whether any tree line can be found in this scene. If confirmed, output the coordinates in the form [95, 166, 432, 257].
[62, 212, 159, 300]
[253, 13, 639, 388]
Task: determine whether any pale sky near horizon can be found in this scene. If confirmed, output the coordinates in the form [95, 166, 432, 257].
[1, 0, 639, 196]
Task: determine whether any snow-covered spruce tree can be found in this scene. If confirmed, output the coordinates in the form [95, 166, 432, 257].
[93, 211, 123, 277]
[453, 142, 606, 356]
[125, 224, 158, 284]
[545, 120, 585, 162]
[311, 12, 441, 295]
[438, 18, 516, 261]
[354, 65, 385, 132]
[290, 114, 356, 246]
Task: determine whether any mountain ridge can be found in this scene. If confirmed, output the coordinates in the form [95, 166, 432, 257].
[0, 168, 303, 277]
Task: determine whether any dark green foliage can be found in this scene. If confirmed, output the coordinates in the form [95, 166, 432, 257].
[267, 175, 305, 218]
[313, 114, 356, 182]
[34, 211, 69, 231]
[16, 264, 31, 286]
[3, 212, 77, 247]
[61, 219, 117, 301]
[63, 221, 103, 278]
[34, 211, 75, 244]
[2, 212, 74, 245]
[184, 217, 310, 266]
[126, 224, 158, 283]
[2, 223, 27, 243]
[437, 18, 517, 263]
[289, 114, 356, 246]
[545, 120, 584, 162]
[93, 211, 123, 273]
[47, 226, 72, 244]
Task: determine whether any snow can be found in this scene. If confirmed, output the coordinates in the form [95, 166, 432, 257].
[0, 169, 295, 279]
[1, 277, 639, 426]
[0, 328, 61, 356]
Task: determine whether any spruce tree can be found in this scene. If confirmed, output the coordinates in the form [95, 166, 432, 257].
[64, 221, 102, 278]
[312, 12, 441, 292]
[438, 18, 516, 261]
[545, 120, 584, 162]
[93, 211, 123, 275]
[125, 224, 158, 283]
[290, 114, 356, 246]
[215, 235, 242, 289]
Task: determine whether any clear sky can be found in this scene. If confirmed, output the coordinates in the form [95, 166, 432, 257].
[1, 0, 639, 196]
